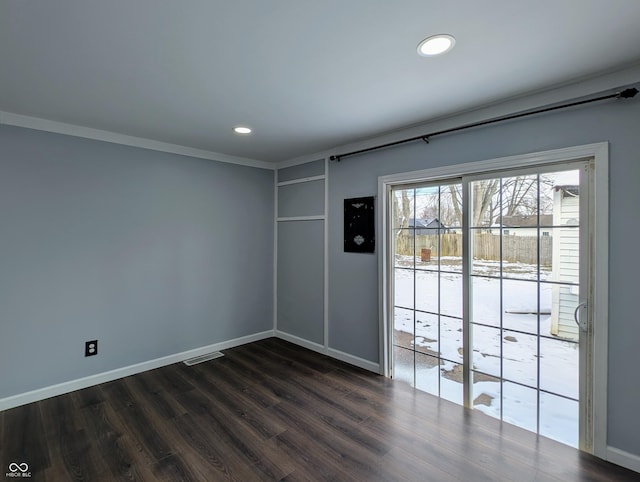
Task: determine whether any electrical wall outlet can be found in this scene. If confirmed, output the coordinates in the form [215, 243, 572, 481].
[85, 340, 98, 357]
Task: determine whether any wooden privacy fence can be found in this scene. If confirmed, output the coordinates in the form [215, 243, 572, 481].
[398, 233, 552, 265]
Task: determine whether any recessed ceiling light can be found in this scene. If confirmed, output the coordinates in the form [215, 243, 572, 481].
[417, 34, 456, 57]
[233, 126, 252, 134]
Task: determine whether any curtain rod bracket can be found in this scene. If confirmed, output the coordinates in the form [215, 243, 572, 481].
[618, 87, 638, 99]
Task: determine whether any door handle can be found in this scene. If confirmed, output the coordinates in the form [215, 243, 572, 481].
[574, 301, 588, 332]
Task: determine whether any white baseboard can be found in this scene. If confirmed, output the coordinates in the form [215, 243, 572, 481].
[275, 330, 380, 374]
[606, 446, 640, 474]
[275, 330, 325, 352]
[0, 330, 275, 412]
[326, 347, 380, 374]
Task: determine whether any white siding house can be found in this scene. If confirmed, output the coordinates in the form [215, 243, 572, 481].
[488, 214, 553, 237]
[551, 186, 580, 341]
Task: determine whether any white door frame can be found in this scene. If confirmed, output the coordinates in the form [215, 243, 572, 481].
[377, 142, 608, 457]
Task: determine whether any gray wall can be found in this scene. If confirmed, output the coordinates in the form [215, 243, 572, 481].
[327, 98, 640, 455]
[277, 180, 325, 218]
[278, 159, 325, 182]
[277, 220, 324, 343]
[0, 125, 274, 399]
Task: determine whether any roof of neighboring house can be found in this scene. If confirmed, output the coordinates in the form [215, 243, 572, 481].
[408, 218, 446, 228]
[555, 185, 580, 197]
[501, 214, 553, 227]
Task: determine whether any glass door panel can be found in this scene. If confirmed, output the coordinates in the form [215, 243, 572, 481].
[468, 167, 582, 448]
[391, 182, 464, 402]
[392, 163, 588, 450]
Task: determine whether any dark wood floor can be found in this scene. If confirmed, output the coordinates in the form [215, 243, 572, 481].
[1, 338, 637, 481]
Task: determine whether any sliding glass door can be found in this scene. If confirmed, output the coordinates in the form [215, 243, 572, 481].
[389, 161, 592, 449]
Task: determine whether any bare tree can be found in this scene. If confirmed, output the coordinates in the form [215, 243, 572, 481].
[449, 184, 462, 227]
[448, 175, 553, 227]
[418, 200, 438, 221]
[449, 180, 500, 227]
[394, 189, 413, 254]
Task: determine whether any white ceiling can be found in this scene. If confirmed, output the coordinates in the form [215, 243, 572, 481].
[2, 1, 640, 164]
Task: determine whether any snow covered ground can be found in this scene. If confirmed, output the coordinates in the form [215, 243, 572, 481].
[393, 255, 579, 447]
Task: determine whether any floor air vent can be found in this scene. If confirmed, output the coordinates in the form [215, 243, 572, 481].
[183, 352, 224, 366]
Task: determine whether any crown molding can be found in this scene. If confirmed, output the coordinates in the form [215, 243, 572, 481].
[0, 111, 275, 170]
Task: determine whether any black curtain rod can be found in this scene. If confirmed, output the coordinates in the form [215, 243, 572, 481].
[329, 87, 638, 162]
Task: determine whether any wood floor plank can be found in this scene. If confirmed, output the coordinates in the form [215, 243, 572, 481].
[2, 337, 638, 481]
[73, 384, 107, 409]
[337, 366, 580, 476]
[1, 401, 50, 478]
[238, 345, 371, 425]
[259, 338, 346, 374]
[107, 379, 175, 463]
[128, 369, 188, 421]
[272, 428, 362, 482]
[171, 386, 294, 480]
[174, 361, 288, 441]
[374, 447, 465, 482]
[268, 399, 388, 478]
[149, 453, 199, 482]
[39, 395, 94, 481]
[73, 397, 155, 480]
[362, 407, 545, 482]
[207, 355, 284, 408]
[154, 364, 196, 394]
[170, 412, 254, 481]
[222, 349, 312, 407]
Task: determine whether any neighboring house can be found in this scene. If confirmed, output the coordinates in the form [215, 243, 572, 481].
[407, 217, 448, 235]
[551, 185, 580, 341]
[489, 214, 553, 236]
